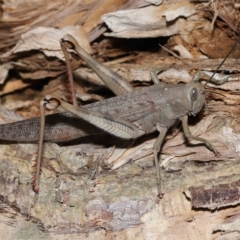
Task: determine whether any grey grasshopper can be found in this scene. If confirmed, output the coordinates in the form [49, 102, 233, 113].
[0, 34, 227, 196]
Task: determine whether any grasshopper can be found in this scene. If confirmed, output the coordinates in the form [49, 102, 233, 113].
[0, 34, 229, 197]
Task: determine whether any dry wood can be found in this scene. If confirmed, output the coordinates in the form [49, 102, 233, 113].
[0, 57, 240, 239]
[1, 0, 240, 239]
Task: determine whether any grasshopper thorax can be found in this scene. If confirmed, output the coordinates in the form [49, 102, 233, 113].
[184, 82, 205, 116]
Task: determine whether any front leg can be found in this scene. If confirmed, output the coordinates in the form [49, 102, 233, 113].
[192, 71, 229, 85]
[182, 115, 220, 157]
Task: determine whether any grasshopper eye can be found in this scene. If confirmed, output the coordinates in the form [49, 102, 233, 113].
[190, 88, 198, 101]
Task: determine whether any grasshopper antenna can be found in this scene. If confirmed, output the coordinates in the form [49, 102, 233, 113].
[205, 34, 240, 86]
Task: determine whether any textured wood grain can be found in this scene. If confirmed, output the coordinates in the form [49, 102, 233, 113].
[1, 0, 240, 238]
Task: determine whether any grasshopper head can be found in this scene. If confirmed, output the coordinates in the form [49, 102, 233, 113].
[184, 82, 205, 116]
